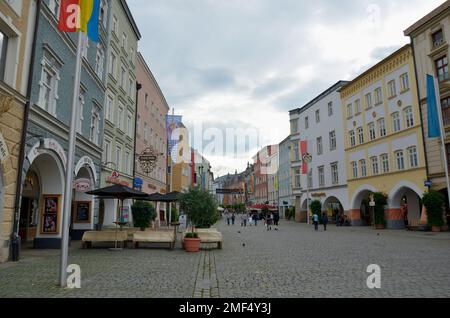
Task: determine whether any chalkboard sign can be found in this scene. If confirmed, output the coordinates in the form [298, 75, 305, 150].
[73, 202, 91, 224]
[41, 195, 61, 234]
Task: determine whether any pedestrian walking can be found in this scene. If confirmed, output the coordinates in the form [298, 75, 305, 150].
[322, 213, 329, 231]
[266, 212, 273, 231]
[273, 210, 280, 231]
[225, 209, 231, 226]
[313, 213, 319, 231]
[231, 212, 236, 226]
[240, 213, 247, 227]
[252, 212, 258, 227]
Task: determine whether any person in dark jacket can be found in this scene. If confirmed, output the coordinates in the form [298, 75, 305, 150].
[322, 213, 329, 231]
[273, 211, 280, 230]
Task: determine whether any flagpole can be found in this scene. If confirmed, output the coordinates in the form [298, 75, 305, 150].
[433, 76, 450, 212]
[60, 32, 84, 287]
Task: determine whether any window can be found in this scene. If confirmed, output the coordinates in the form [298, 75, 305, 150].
[392, 112, 401, 132]
[120, 66, 126, 87]
[99, 0, 108, 28]
[328, 102, 333, 116]
[442, 97, 450, 126]
[116, 146, 121, 170]
[109, 52, 116, 77]
[347, 104, 353, 118]
[106, 96, 113, 123]
[48, 0, 60, 16]
[360, 159, 367, 177]
[77, 88, 85, 133]
[122, 33, 127, 49]
[396, 151, 405, 170]
[136, 115, 141, 135]
[294, 168, 301, 188]
[112, 16, 118, 34]
[408, 147, 418, 168]
[352, 162, 358, 179]
[329, 131, 336, 151]
[90, 106, 100, 145]
[39, 67, 58, 116]
[95, 44, 105, 79]
[381, 154, 389, 173]
[307, 170, 313, 188]
[144, 122, 148, 142]
[388, 80, 397, 98]
[357, 127, 364, 144]
[349, 130, 356, 147]
[354, 99, 361, 114]
[118, 105, 124, 131]
[318, 166, 325, 187]
[305, 116, 309, 129]
[432, 29, 444, 49]
[331, 163, 339, 184]
[375, 87, 383, 105]
[145, 93, 149, 109]
[125, 152, 130, 175]
[315, 110, 320, 123]
[130, 47, 134, 64]
[293, 142, 300, 161]
[82, 36, 89, 59]
[371, 157, 379, 175]
[378, 118, 386, 137]
[404, 107, 414, 128]
[129, 78, 133, 96]
[0, 30, 8, 81]
[365, 93, 373, 109]
[127, 113, 132, 137]
[317, 137, 323, 156]
[436, 56, 449, 82]
[104, 139, 111, 163]
[400, 73, 410, 92]
[369, 123, 376, 140]
[290, 119, 298, 134]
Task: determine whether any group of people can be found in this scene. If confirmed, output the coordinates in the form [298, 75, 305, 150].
[312, 212, 350, 231]
[223, 209, 280, 231]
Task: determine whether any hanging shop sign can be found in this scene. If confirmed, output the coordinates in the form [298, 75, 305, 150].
[106, 171, 130, 187]
[74, 178, 93, 192]
[138, 147, 159, 175]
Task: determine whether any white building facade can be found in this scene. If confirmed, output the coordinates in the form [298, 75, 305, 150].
[289, 81, 350, 222]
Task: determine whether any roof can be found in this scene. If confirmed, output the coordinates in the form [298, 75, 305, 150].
[289, 80, 349, 116]
[404, 1, 450, 36]
[119, 0, 142, 40]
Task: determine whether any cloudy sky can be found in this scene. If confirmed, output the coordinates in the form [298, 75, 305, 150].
[128, 0, 446, 178]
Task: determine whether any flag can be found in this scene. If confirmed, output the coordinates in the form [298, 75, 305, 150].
[300, 140, 308, 175]
[58, 0, 101, 43]
[427, 74, 441, 138]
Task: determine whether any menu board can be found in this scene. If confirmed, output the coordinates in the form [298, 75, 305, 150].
[73, 202, 91, 224]
[41, 195, 61, 234]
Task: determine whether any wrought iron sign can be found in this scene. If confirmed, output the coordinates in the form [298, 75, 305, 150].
[138, 147, 159, 175]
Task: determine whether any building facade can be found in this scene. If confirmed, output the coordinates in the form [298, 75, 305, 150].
[17, 0, 111, 249]
[340, 45, 427, 229]
[0, 0, 37, 261]
[290, 81, 349, 223]
[253, 145, 276, 205]
[267, 146, 279, 207]
[101, 0, 141, 227]
[405, 1, 450, 215]
[135, 52, 168, 225]
[277, 136, 293, 218]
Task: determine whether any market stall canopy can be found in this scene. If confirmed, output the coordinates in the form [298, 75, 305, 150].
[248, 204, 278, 211]
[142, 191, 181, 203]
[86, 184, 149, 200]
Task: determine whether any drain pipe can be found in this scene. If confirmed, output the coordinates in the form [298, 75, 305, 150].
[10, 0, 42, 262]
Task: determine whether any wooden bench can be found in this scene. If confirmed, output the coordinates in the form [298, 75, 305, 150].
[82, 231, 128, 249]
[133, 230, 176, 250]
[183, 229, 223, 249]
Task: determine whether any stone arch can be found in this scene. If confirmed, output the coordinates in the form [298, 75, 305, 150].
[350, 184, 379, 210]
[75, 156, 97, 184]
[387, 181, 424, 229]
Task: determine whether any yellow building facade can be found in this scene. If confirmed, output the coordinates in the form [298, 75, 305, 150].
[340, 45, 428, 229]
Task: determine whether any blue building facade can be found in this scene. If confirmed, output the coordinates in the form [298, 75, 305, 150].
[18, 0, 111, 248]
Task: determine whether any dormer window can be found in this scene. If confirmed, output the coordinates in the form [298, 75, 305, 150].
[432, 29, 444, 49]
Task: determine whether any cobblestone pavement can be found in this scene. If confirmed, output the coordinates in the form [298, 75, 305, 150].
[0, 222, 450, 298]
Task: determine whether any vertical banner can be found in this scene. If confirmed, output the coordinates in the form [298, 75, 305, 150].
[300, 140, 308, 175]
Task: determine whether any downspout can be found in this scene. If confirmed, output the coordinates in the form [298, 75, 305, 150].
[132, 81, 142, 188]
[11, 0, 42, 262]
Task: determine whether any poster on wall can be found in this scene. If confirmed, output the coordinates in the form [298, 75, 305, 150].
[73, 202, 91, 224]
[41, 195, 61, 234]
[120, 206, 130, 223]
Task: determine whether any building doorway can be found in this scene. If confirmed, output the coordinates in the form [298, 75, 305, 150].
[19, 170, 40, 244]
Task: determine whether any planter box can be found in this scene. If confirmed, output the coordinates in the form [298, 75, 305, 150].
[184, 238, 201, 252]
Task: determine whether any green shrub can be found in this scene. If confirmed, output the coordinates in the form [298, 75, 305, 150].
[373, 192, 388, 226]
[310, 200, 322, 216]
[170, 203, 179, 223]
[131, 201, 156, 230]
[423, 191, 445, 227]
[184, 232, 199, 239]
[179, 186, 219, 231]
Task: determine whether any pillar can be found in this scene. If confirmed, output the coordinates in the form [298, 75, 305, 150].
[349, 209, 362, 226]
[385, 208, 404, 229]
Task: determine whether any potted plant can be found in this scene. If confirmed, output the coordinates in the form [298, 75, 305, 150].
[179, 186, 219, 252]
[423, 191, 445, 232]
[131, 201, 156, 231]
[373, 192, 388, 229]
